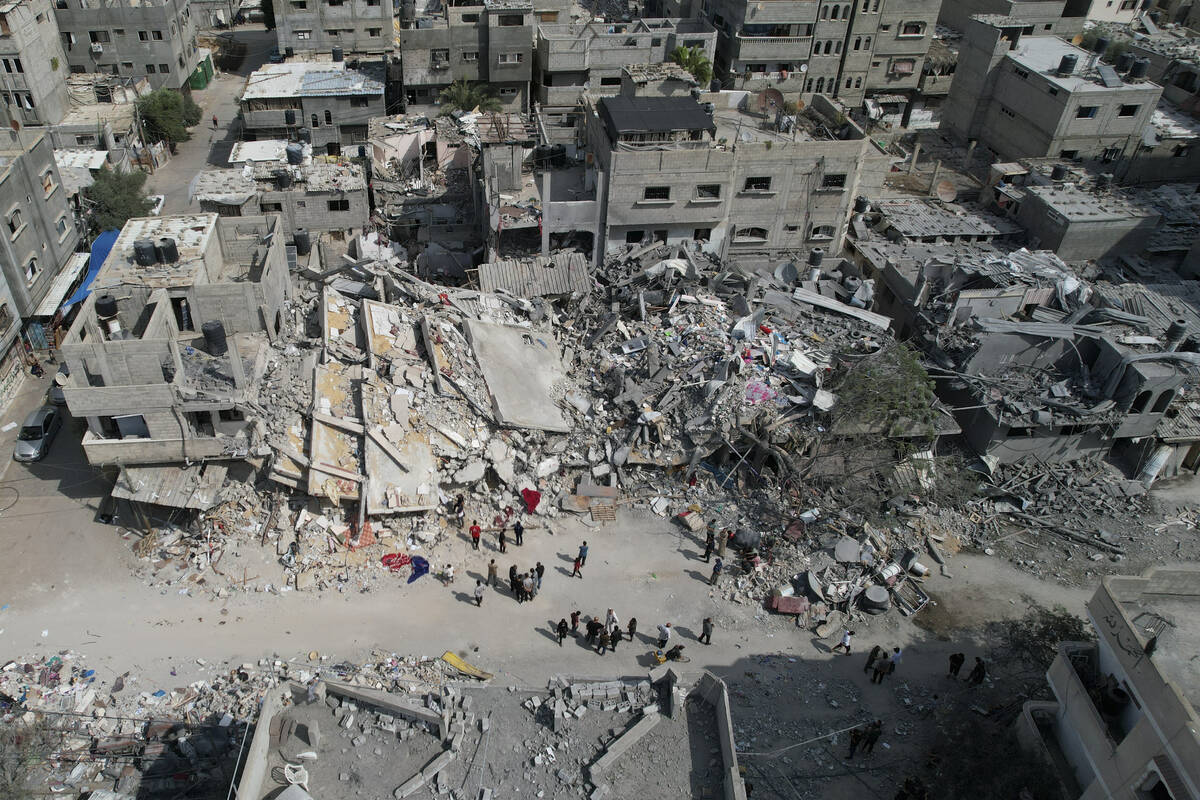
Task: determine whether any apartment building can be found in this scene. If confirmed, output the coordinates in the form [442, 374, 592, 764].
[274, 0, 393, 57]
[0, 0, 71, 126]
[191, 141, 368, 233]
[943, 17, 1161, 162]
[699, 0, 942, 113]
[397, 0, 533, 112]
[534, 17, 716, 107]
[54, 0, 202, 91]
[239, 59, 385, 153]
[0, 128, 80, 405]
[1019, 566, 1200, 800]
[58, 212, 290, 466]
[938, 0, 1085, 37]
[572, 88, 887, 261]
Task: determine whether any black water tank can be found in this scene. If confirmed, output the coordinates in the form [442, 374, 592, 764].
[285, 46, 294, 57]
[297, 127, 311, 143]
[275, 168, 292, 189]
[357, 144, 367, 159]
[1093, 36, 1110, 55]
[156, 237, 178, 263]
[202, 320, 228, 356]
[332, 46, 344, 62]
[808, 248, 824, 267]
[95, 293, 118, 318]
[286, 143, 304, 165]
[1057, 54, 1078, 76]
[1129, 58, 1150, 80]
[133, 239, 157, 266]
[1116, 51, 1135, 73]
[1051, 163, 1069, 181]
[709, 78, 721, 93]
[853, 196, 869, 213]
[294, 228, 312, 256]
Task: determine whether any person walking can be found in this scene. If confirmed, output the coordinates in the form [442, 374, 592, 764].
[605, 608, 619, 631]
[535, 561, 545, 589]
[597, 627, 611, 655]
[498, 529, 507, 554]
[473, 580, 485, 606]
[577, 541, 589, 566]
[212, 114, 219, 128]
[508, 564, 518, 595]
[871, 658, 888, 684]
[556, 618, 569, 646]
[861, 721, 882, 755]
[571, 555, 583, 578]
[487, 559, 498, 588]
[514, 520, 524, 546]
[702, 530, 715, 562]
[657, 622, 672, 649]
[947, 652, 966, 679]
[522, 573, 534, 601]
[627, 618, 637, 641]
[700, 617, 714, 645]
[888, 647, 903, 677]
[586, 617, 602, 644]
[610, 625, 622, 652]
[710, 557, 724, 586]
[469, 521, 481, 550]
[452, 495, 465, 527]
[443, 564, 455, 584]
[570, 609, 582, 635]
[864, 645, 885, 674]
[967, 657, 987, 687]
[847, 725, 865, 758]
[832, 629, 854, 655]
[717, 529, 730, 559]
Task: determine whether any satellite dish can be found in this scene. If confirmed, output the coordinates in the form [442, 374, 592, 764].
[935, 180, 957, 202]
[775, 261, 799, 284]
[799, 63, 809, 72]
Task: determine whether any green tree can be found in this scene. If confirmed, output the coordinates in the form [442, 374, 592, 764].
[437, 79, 502, 114]
[83, 169, 154, 235]
[669, 45, 713, 86]
[262, 0, 276, 30]
[829, 341, 938, 437]
[136, 88, 202, 145]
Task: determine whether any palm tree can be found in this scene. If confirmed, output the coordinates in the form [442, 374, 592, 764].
[670, 45, 713, 87]
[438, 80, 503, 114]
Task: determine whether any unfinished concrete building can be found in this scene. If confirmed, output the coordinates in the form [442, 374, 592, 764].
[58, 213, 290, 466]
[0, 0, 72, 126]
[943, 17, 1162, 163]
[397, 0, 533, 113]
[575, 90, 887, 262]
[534, 18, 717, 107]
[53, 0, 203, 91]
[1014, 182, 1160, 260]
[699, 0, 942, 115]
[1019, 566, 1200, 800]
[274, 0, 393, 57]
[191, 141, 368, 234]
[239, 60, 386, 154]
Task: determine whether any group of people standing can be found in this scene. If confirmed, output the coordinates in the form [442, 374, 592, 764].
[556, 608, 631, 655]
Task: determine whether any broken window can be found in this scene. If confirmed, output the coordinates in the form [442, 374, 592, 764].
[328, 198, 350, 211]
[625, 230, 644, 243]
[642, 186, 670, 201]
[743, 176, 771, 192]
[1076, 106, 1099, 119]
[696, 184, 721, 199]
[498, 13, 524, 25]
[822, 173, 846, 189]
[735, 226, 768, 241]
[693, 228, 711, 241]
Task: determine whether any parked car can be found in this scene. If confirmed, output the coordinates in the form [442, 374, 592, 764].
[47, 363, 70, 406]
[13, 406, 62, 462]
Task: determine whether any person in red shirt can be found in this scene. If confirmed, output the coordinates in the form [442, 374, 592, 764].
[469, 521, 481, 550]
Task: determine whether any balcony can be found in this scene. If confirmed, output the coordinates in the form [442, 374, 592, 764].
[733, 33, 812, 60]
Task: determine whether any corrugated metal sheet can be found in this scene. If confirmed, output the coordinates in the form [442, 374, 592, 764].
[478, 252, 591, 298]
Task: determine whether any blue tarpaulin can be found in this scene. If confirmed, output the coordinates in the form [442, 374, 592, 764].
[61, 229, 119, 313]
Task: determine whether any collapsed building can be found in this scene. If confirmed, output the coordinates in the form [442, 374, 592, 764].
[190, 140, 368, 235]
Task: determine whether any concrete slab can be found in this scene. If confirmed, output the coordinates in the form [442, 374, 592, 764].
[462, 319, 570, 433]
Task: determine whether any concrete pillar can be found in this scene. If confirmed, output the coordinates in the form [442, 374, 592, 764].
[909, 142, 921, 174]
[226, 336, 246, 389]
[541, 170, 551, 255]
[928, 160, 943, 197]
[964, 139, 977, 171]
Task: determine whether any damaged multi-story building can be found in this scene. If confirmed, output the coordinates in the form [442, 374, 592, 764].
[397, 0, 533, 112]
[533, 17, 717, 107]
[520, 86, 889, 262]
[273, 0, 394, 58]
[57, 212, 290, 467]
[943, 16, 1161, 163]
[239, 59, 386, 155]
[692, 0, 941, 119]
[191, 140, 368, 235]
[0, 0, 72, 125]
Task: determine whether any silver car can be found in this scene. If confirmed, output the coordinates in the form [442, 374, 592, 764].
[13, 406, 63, 462]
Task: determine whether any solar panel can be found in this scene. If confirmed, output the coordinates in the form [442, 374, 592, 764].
[1097, 64, 1123, 88]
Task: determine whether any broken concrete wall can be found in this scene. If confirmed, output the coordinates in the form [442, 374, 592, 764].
[693, 672, 747, 800]
[233, 685, 289, 800]
[482, 145, 524, 193]
[956, 404, 1112, 465]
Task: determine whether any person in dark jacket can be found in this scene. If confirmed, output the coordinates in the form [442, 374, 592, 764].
[556, 619, 569, 646]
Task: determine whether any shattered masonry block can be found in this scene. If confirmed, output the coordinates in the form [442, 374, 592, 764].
[590, 785, 610, 800]
[480, 718, 489, 732]
[394, 774, 426, 798]
[421, 750, 456, 780]
[573, 706, 587, 719]
[641, 704, 659, 716]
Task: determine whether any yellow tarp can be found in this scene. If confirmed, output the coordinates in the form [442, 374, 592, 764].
[441, 651, 493, 680]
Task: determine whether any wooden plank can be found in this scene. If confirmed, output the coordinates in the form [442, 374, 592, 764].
[365, 426, 411, 473]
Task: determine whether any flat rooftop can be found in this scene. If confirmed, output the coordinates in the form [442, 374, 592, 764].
[192, 161, 366, 202]
[1023, 184, 1158, 222]
[1148, 100, 1200, 141]
[1114, 586, 1200, 711]
[623, 63, 697, 85]
[1008, 36, 1158, 93]
[56, 102, 136, 129]
[876, 199, 1023, 238]
[95, 213, 218, 290]
[242, 62, 385, 100]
